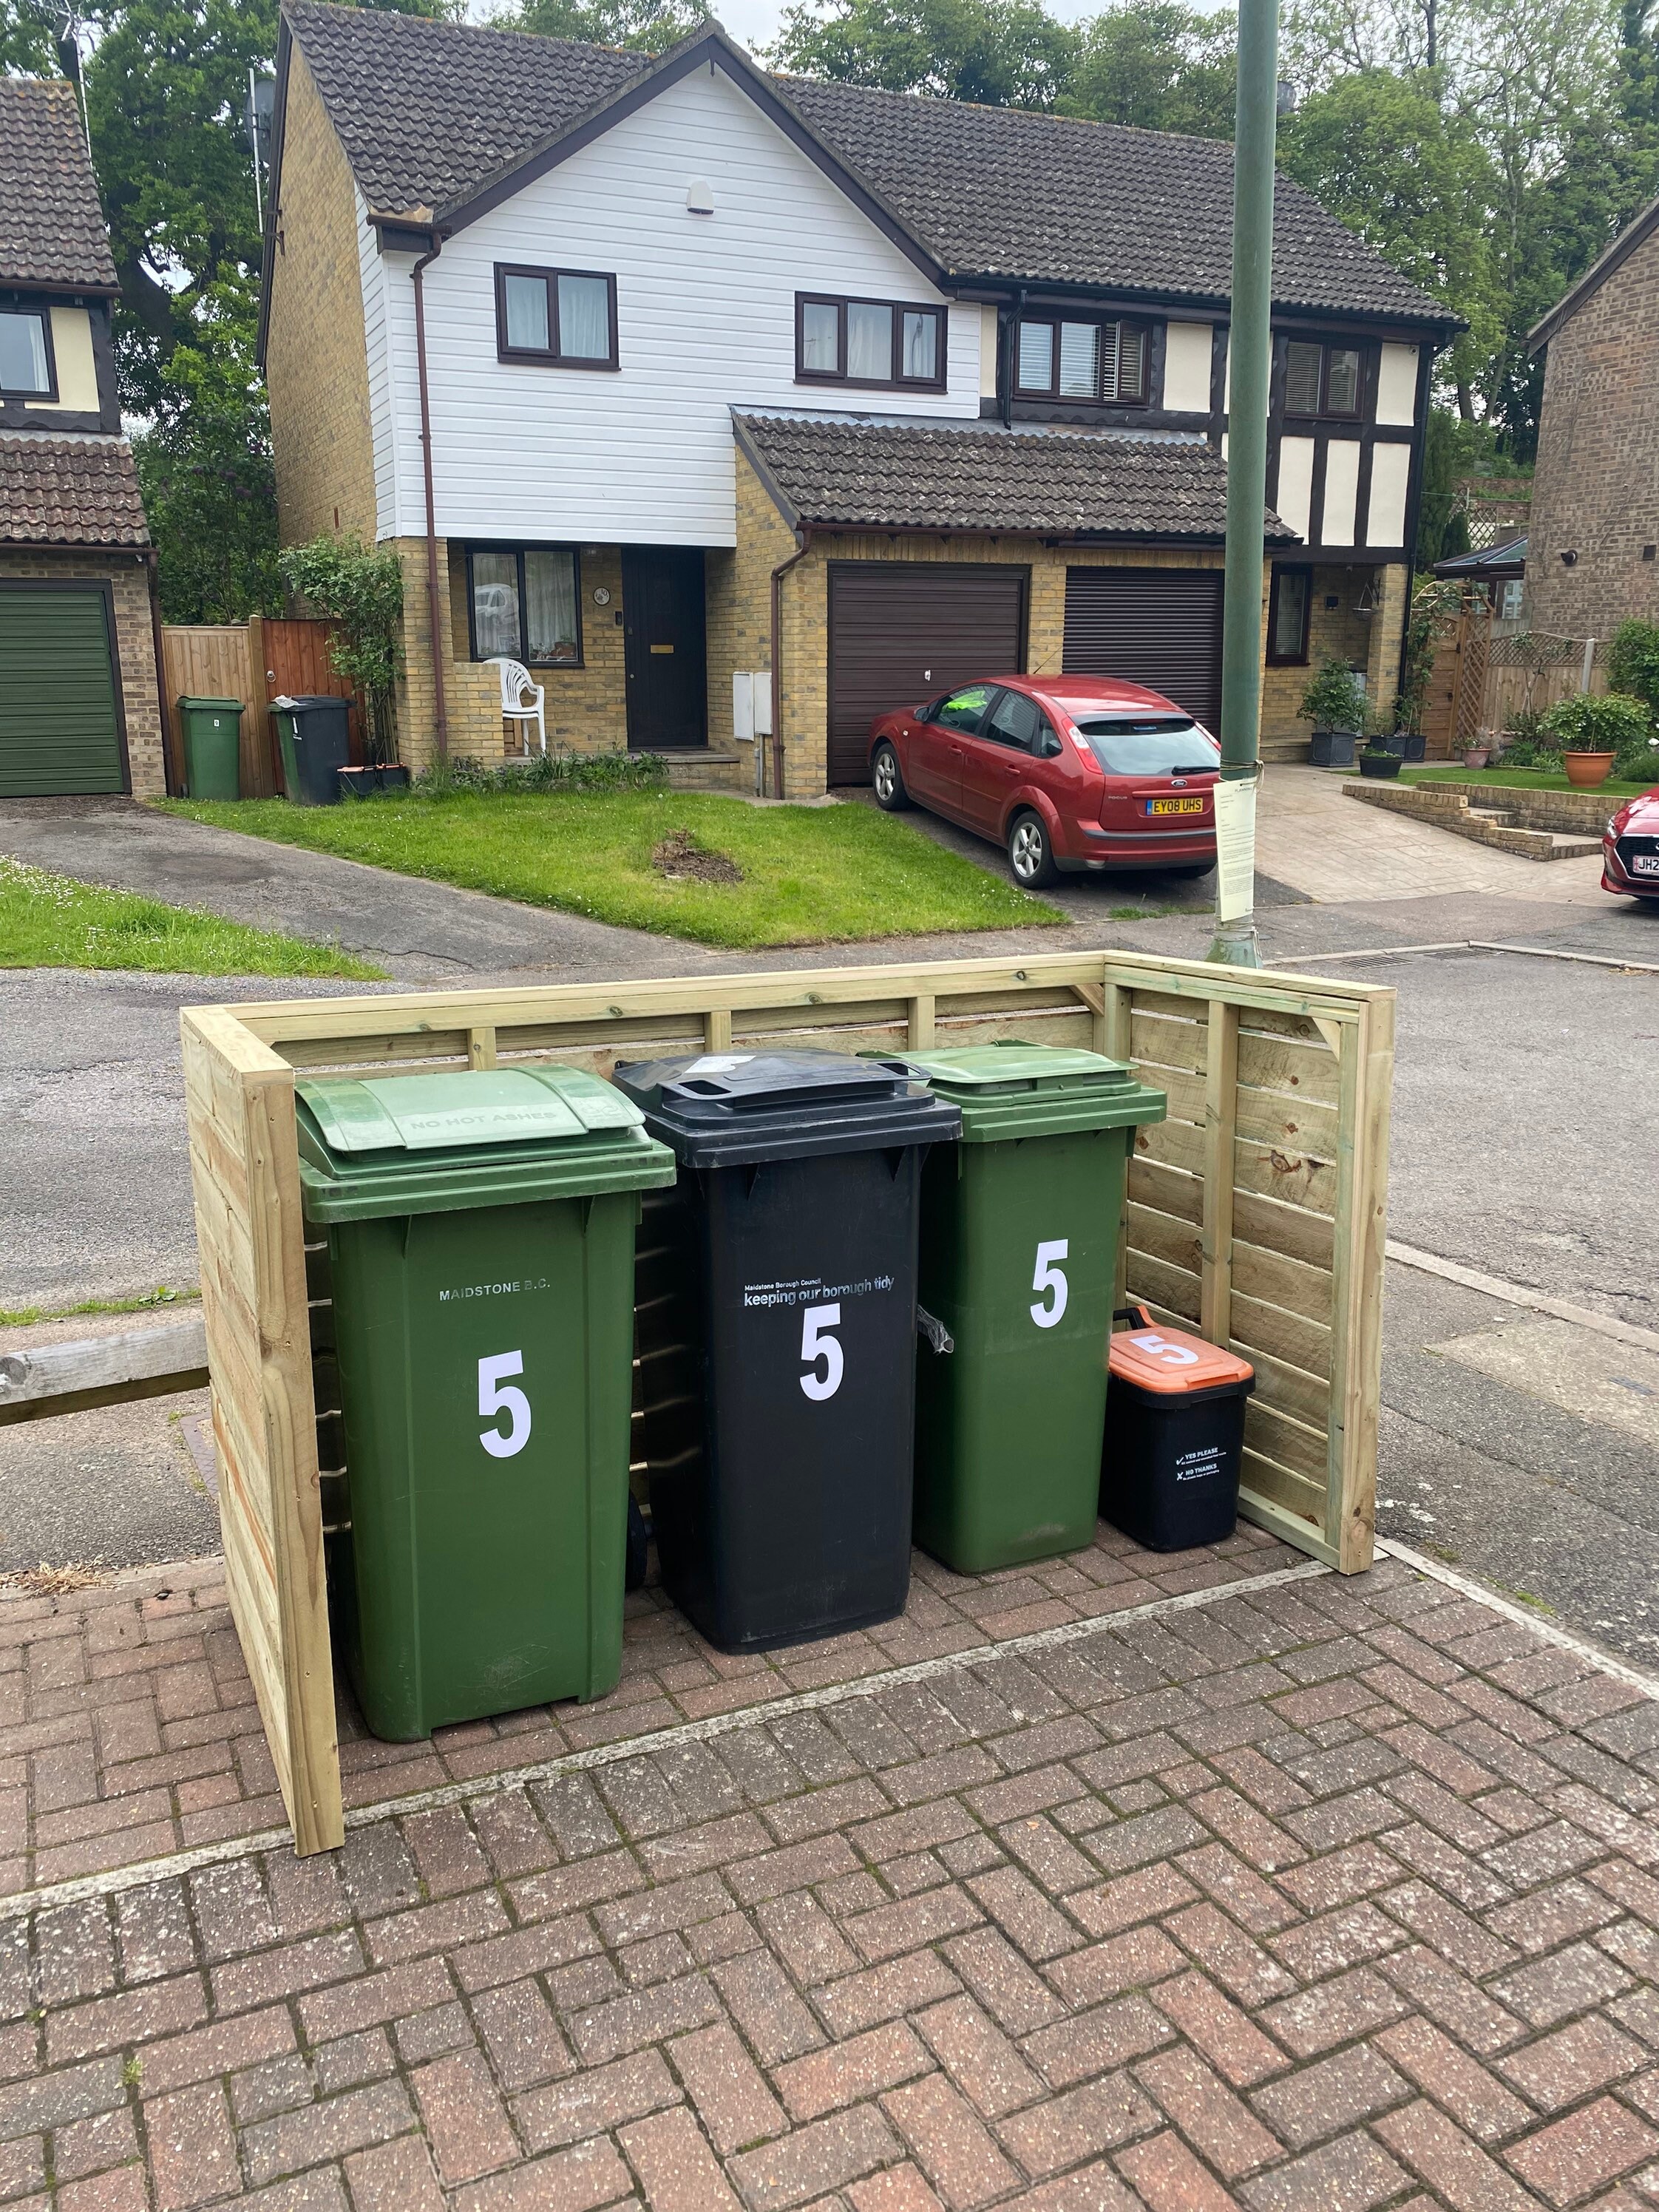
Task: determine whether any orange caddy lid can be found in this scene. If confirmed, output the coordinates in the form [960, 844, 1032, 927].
[1108, 1307, 1255, 1394]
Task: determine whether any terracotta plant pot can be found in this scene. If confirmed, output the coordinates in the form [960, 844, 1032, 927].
[1462, 747, 1490, 769]
[1564, 750, 1616, 788]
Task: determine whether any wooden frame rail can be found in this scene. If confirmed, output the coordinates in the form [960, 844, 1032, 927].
[182, 949, 1394, 1853]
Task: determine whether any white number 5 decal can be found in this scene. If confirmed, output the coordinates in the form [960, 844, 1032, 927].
[478, 1351, 532, 1458]
[800, 1304, 843, 1400]
[1031, 1241, 1069, 1329]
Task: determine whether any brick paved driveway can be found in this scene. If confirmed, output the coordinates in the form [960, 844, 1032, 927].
[1, 1549, 1658, 2211]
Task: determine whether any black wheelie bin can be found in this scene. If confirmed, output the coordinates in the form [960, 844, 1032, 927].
[614, 1049, 960, 1653]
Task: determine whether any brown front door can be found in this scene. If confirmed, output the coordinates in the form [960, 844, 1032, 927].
[827, 563, 1028, 787]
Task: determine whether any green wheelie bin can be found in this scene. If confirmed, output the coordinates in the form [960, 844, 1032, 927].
[178, 696, 242, 798]
[294, 1065, 676, 1741]
[885, 1042, 1166, 1573]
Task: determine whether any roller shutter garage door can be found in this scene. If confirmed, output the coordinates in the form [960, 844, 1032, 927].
[0, 588, 126, 795]
[827, 563, 1026, 786]
[1062, 568, 1224, 735]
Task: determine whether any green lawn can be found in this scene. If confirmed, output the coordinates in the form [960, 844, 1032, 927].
[1401, 765, 1655, 798]
[158, 791, 1059, 948]
[0, 855, 385, 978]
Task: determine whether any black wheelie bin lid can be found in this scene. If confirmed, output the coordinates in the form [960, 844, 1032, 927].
[610, 1047, 961, 1168]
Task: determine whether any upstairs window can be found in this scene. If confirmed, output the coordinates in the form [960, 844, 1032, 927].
[495, 265, 618, 369]
[1015, 316, 1146, 405]
[467, 546, 582, 667]
[795, 295, 946, 390]
[1283, 340, 1362, 417]
[0, 309, 52, 396]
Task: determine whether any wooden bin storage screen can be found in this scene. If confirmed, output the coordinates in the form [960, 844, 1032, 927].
[183, 950, 1394, 1853]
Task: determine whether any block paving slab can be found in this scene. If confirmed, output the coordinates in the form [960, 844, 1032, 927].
[0, 1539, 1655, 2209]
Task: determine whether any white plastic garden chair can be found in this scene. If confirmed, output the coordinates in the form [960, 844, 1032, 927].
[488, 657, 546, 755]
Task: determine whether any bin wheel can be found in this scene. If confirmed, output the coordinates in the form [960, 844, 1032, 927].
[1008, 810, 1059, 889]
[871, 742, 910, 810]
[625, 1495, 650, 1592]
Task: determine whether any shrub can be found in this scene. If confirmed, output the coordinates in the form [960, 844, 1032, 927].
[1495, 715, 1563, 771]
[277, 535, 405, 764]
[1299, 658, 1368, 732]
[412, 747, 668, 796]
[1540, 691, 1653, 760]
[1609, 620, 1659, 715]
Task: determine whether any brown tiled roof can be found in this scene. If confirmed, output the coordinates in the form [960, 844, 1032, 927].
[733, 412, 1297, 541]
[0, 80, 120, 292]
[0, 437, 150, 546]
[281, 2, 1448, 327]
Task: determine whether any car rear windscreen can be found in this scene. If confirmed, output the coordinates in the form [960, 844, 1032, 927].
[1065, 714, 1220, 776]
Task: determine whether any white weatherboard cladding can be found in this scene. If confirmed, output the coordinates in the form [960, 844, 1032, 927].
[1274, 435, 1315, 543]
[1320, 439, 1360, 547]
[1368, 441, 1411, 548]
[370, 65, 977, 545]
[979, 305, 999, 398]
[1163, 323, 1212, 414]
[358, 190, 401, 538]
[1375, 343, 1419, 427]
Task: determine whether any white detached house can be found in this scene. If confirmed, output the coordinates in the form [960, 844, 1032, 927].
[259, 1, 1453, 792]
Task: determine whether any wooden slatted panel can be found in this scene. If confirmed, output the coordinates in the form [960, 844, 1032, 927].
[181, 1006, 341, 1854]
[188, 948, 1392, 1848]
[261, 617, 365, 784]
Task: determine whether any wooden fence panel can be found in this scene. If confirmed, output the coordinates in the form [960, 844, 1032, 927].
[187, 950, 1393, 1850]
[181, 1006, 340, 1854]
[160, 626, 259, 796]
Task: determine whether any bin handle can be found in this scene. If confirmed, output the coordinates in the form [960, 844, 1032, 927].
[1113, 1305, 1156, 1333]
[917, 1306, 954, 1356]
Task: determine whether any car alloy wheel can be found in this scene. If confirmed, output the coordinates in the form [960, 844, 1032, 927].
[872, 742, 908, 810]
[1008, 811, 1058, 888]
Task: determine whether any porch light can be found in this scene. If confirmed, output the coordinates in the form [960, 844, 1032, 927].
[1354, 575, 1380, 616]
[687, 177, 714, 214]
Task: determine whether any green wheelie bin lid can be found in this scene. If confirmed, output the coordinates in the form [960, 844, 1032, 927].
[875, 1042, 1167, 1141]
[294, 1065, 677, 1221]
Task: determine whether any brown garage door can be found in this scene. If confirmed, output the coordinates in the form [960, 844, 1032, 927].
[1062, 568, 1224, 734]
[827, 563, 1027, 786]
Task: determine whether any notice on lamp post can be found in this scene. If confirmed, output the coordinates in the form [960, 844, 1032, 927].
[1213, 773, 1259, 924]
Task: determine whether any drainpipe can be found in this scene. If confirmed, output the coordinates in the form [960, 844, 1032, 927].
[1001, 291, 1024, 430]
[769, 529, 810, 800]
[412, 232, 450, 758]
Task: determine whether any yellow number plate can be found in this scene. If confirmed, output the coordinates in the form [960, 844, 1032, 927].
[1147, 795, 1205, 815]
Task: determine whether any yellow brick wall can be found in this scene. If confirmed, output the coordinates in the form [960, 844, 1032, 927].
[1, 551, 166, 798]
[265, 45, 378, 549]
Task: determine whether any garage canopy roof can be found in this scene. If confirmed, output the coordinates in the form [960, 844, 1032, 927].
[0, 437, 150, 547]
[733, 413, 1298, 544]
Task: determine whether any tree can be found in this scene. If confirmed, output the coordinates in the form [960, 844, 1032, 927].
[511, 0, 710, 47]
[277, 532, 406, 761]
[1061, 1, 1235, 138]
[766, 0, 1079, 108]
[1278, 68, 1503, 415]
[131, 278, 282, 623]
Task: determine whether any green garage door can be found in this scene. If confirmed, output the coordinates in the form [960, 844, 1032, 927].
[0, 589, 125, 796]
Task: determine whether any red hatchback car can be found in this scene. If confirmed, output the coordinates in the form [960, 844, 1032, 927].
[1604, 785, 1659, 902]
[869, 675, 1219, 889]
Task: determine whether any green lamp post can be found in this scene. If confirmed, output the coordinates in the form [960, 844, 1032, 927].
[1209, 0, 1279, 968]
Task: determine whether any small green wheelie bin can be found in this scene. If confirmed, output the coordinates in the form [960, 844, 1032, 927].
[294, 1065, 676, 1741]
[177, 696, 243, 798]
[884, 1043, 1166, 1573]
